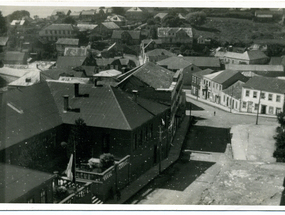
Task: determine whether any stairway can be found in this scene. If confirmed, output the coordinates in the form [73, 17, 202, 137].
[92, 196, 103, 204]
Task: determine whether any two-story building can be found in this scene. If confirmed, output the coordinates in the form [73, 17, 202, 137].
[39, 24, 78, 43]
[117, 62, 186, 142]
[191, 69, 216, 98]
[111, 30, 141, 45]
[201, 70, 248, 104]
[241, 76, 285, 115]
[157, 27, 193, 46]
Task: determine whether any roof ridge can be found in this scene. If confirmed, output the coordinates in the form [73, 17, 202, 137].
[110, 87, 132, 130]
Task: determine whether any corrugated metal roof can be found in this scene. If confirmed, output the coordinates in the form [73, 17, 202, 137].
[156, 56, 192, 70]
[43, 24, 75, 31]
[0, 163, 54, 203]
[243, 76, 285, 94]
[212, 70, 242, 84]
[101, 22, 120, 30]
[223, 50, 268, 61]
[8, 70, 41, 87]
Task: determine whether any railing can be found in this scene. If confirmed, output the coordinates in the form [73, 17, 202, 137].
[59, 182, 92, 204]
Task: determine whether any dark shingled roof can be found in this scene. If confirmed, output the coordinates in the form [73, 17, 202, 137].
[243, 76, 285, 94]
[47, 82, 168, 130]
[112, 30, 140, 40]
[43, 24, 75, 31]
[0, 163, 54, 203]
[57, 56, 86, 69]
[222, 80, 245, 100]
[212, 70, 242, 84]
[120, 62, 174, 89]
[0, 83, 62, 151]
[192, 69, 215, 79]
[156, 56, 193, 70]
[146, 49, 176, 57]
[3, 51, 27, 64]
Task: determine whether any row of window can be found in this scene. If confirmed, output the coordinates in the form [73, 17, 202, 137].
[45, 30, 73, 35]
[203, 80, 222, 91]
[245, 90, 281, 102]
[43, 36, 74, 41]
[242, 102, 282, 115]
[133, 124, 154, 150]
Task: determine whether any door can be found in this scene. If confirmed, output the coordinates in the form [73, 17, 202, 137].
[247, 101, 253, 113]
[261, 105, 267, 114]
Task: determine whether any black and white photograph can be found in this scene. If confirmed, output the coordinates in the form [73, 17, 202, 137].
[1, 1, 285, 213]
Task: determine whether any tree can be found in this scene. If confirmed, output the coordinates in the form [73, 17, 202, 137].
[99, 153, 115, 171]
[162, 14, 184, 27]
[112, 7, 125, 16]
[7, 10, 30, 22]
[273, 112, 285, 162]
[186, 11, 207, 26]
[63, 16, 76, 24]
[0, 11, 7, 35]
[68, 118, 91, 163]
[149, 26, 158, 39]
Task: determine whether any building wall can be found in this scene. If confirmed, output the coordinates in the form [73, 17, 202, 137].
[220, 92, 241, 112]
[241, 88, 284, 115]
[11, 177, 54, 203]
[56, 44, 78, 55]
[224, 57, 268, 65]
[181, 64, 201, 87]
[39, 28, 77, 42]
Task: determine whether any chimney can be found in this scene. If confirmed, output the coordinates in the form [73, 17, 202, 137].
[94, 79, 98, 87]
[74, 83, 79, 97]
[63, 95, 69, 112]
[132, 90, 138, 102]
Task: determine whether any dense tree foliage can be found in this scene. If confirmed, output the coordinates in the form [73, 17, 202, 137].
[99, 153, 115, 171]
[186, 11, 207, 26]
[162, 13, 184, 27]
[63, 16, 76, 24]
[0, 12, 7, 35]
[273, 112, 285, 162]
[7, 10, 30, 22]
[112, 7, 125, 16]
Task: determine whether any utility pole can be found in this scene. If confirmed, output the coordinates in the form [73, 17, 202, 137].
[256, 90, 262, 125]
[158, 125, 162, 174]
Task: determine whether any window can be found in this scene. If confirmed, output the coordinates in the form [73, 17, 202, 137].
[45, 30, 48, 34]
[219, 85, 222, 91]
[268, 94, 273, 101]
[58, 30, 61, 34]
[276, 108, 282, 115]
[223, 95, 225, 102]
[277, 95, 281, 102]
[261, 92, 265, 99]
[150, 124, 153, 138]
[63, 30, 65, 34]
[134, 134, 137, 150]
[54, 30, 57, 34]
[253, 91, 257, 98]
[254, 104, 258, 110]
[40, 190, 47, 203]
[245, 90, 250, 97]
[50, 30, 52, 34]
[242, 102, 247, 108]
[269, 106, 274, 114]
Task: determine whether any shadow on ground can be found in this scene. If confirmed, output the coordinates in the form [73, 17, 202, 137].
[184, 125, 230, 153]
[187, 102, 204, 111]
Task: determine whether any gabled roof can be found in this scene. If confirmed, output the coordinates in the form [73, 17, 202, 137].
[243, 76, 285, 94]
[81, 10, 96, 16]
[3, 51, 27, 64]
[8, 70, 41, 87]
[0, 163, 54, 203]
[106, 15, 126, 22]
[182, 56, 221, 68]
[101, 22, 120, 30]
[112, 30, 140, 40]
[118, 62, 174, 89]
[10, 20, 25, 26]
[126, 7, 148, 13]
[269, 57, 282, 65]
[96, 58, 114, 66]
[0, 37, 9, 46]
[56, 38, 79, 46]
[70, 11, 81, 17]
[192, 68, 215, 79]
[42, 24, 75, 31]
[156, 55, 192, 70]
[94, 69, 122, 77]
[141, 39, 162, 45]
[225, 64, 284, 72]
[212, 70, 245, 84]
[77, 24, 98, 31]
[223, 50, 268, 61]
[154, 13, 168, 19]
[204, 70, 223, 80]
[145, 49, 176, 57]
[40, 68, 78, 80]
[0, 82, 63, 150]
[222, 80, 245, 100]
[56, 56, 86, 69]
[157, 28, 193, 38]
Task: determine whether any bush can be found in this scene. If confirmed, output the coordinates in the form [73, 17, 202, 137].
[100, 153, 115, 171]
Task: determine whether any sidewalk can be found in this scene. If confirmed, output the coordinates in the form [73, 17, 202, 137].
[105, 115, 191, 204]
[184, 90, 277, 119]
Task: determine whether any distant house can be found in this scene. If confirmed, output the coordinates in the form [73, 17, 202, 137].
[111, 30, 141, 45]
[0, 163, 55, 203]
[105, 15, 127, 26]
[3, 51, 28, 65]
[76, 24, 98, 33]
[200, 70, 248, 104]
[125, 7, 149, 23]
[0, 37, 9, 52]
[220, 80, 246, 112]
[254, 10, 274, 22]
[91, 22, 120, 38]
[157, 27, 193, 45]
[197, 36, 211, 45]
[80, 10, 97, 22]
[191, 69, 216, 97]
[220, 50, 269, 65]
[64, 47, 88, 57]
[241, 76, 285, 115]
[39, 24, 78, 42]
[70, 11, 81, 20]
[56, 56, 88, 69]
[156, 56, 201, 87]
[154, 13, 168, 20]
[56, 38, 79, 55]
[144, 48, 176, 63]
[51, 9, 71, 17]
[141, 39, 163, 53]
[225, 64, 285, 78]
